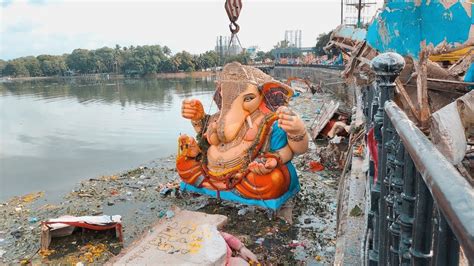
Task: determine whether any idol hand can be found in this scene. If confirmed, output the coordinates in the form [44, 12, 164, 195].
[248, 157, 277, 175]
[276, 106, 306, 136]
[181, 99, 205, 121]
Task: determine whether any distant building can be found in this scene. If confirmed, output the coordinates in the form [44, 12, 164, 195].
[284, 30, 302, 48]
[246, 46, 259, 60]
[215, 35, 243, 62]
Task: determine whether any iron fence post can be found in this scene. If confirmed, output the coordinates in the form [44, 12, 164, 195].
[432, 208, 460, 265]
[398, 151, 416, 265]
[371, 52, 405, 265]
[388, 136, 404, 266]
[410, 172, 434, 265]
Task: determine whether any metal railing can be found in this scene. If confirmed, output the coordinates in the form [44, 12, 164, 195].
[362, 52, 474, 265]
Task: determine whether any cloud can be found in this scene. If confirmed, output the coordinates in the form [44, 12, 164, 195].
[5, 20, 34, 33]
[0, 0, 383, 60]
[1, 0, 13, 7]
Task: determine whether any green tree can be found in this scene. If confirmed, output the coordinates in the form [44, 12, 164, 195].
[3, 60, 30, 77]
[273, 40, 290, 49]
[0, 59, 6, 76]
[174, 51, 195, 72]
[255, 51, 274, 62]
[67, 49, 94, 74]
[199, 50, 219, 69]
[37, 55, 67, 76]
[224, 52, 251, 65]
[22, 56, 43, 76]
[94, 47, 115, 73]
[314, 31, 336, 56]
[163, 46, 172, 57]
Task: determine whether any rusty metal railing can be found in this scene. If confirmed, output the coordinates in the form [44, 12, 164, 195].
[363, 52, 474, 265]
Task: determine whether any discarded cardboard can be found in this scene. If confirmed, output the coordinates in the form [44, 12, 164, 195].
[108, 207, 228, 265]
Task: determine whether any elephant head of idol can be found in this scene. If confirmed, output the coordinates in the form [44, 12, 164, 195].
[208, 62, 293, 145]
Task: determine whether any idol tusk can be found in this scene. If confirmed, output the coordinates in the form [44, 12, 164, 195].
[246, 116, 253, 129]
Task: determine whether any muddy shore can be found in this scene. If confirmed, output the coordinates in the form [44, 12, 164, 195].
[0, 91, 346, 264]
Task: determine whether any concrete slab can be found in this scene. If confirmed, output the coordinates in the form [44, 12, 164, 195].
[108, 207, 228, 265]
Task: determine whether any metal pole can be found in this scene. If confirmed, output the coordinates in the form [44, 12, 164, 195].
[399, 151, 416, 265]
[357, 0, 362, 28]
[410, 172, 433, 265]
[341, 0, 344, 24]
[432, 209, 460, 265]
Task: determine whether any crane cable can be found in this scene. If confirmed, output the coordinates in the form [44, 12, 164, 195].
[224, 0, 243, 52]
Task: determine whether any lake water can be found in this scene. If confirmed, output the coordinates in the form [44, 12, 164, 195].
[0, 77, 216, 201]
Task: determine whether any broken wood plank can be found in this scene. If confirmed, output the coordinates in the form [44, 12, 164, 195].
[310, 101, 340, 141]
[395, 78, 421, 122]
[415, 43, 431, 130]
[427, 78, 474, 86]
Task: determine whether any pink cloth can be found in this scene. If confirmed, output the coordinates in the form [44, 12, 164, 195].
[367, 127, 379, 182]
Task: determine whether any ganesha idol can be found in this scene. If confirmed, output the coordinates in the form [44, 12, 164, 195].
[176, 62, 309, 210]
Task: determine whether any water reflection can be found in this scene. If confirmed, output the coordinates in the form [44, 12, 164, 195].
[0, 77, 216, 201]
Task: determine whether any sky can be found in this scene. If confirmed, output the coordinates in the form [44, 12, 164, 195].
[0, 0, 379, 60]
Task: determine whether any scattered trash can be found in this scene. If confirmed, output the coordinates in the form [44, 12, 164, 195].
[78, 243, 108, 263]
[289, 240, 306, 248]
[38, 249, 55, 258]
[158, 210, 166, 218]
[11, 230, 22, 239]
[237, 206, 255, 216]
[165, 210, 175, 219]
[28, 217, 39, 223]
[255, 237, 265, 245]
[159, 187, 173, 196]
[20, 192, 45, 204]
[309, 161, 325, 172]
[329, 136, 342, 144]
[349, 205, 363, 217]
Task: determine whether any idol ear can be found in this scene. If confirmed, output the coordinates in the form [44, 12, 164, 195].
[213, 85, 222, 110]
[258, 81, 294, 114]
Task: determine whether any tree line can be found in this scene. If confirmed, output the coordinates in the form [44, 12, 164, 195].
[0, 45, 253, 78]
[0, 31, 334, 78]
